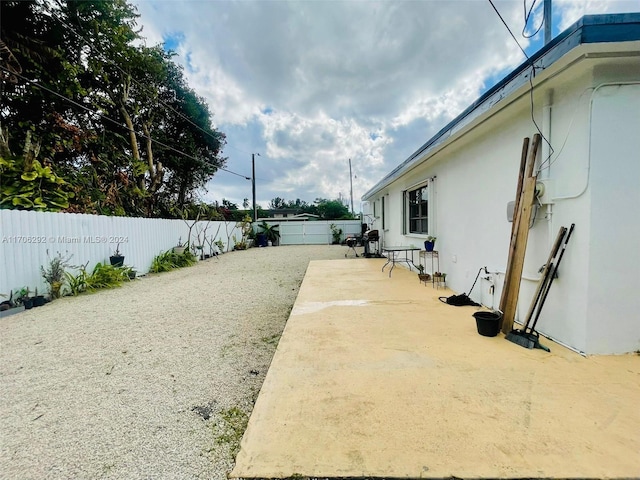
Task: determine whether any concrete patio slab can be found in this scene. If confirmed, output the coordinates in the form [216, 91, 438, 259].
[231, 259, 640, 479]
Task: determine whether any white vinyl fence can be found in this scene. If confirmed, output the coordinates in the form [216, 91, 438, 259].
[0, 211, 364, 298]
[276, 220, 362, 245]
[0, 210, 243, 298]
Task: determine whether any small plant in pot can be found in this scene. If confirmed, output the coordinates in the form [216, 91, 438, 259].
[32, 287, 46, 307]
[258, 221, 280, 246]
[14, 287, 30, 309]
[173, 237, 186, 255]
[192, 243, 204, 260]
[232, 235, 248, 251]
[416, 265, 431, 282]
[110, 243, 125, 267]
[433, 272, 447, 284]
[42, 250, 72, 299]
[424, 235, 436, 252]
[120, 265, 137, 280]
[22, 289, 34, 309]
[0, 292, 16, 311]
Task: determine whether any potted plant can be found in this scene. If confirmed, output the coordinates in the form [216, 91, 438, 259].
[433, 272, 447, 285]
[173, 237, 186, 255]
[15, 287, 30, 309]
[32, 287, 46, 307]
[424, 235, 437, 252]
[1, 289, 35, 316]
[233, 235, 248, 250]
[258, 221, 280, 247]
[416, 265, 431, 283]
[23, 289, 34, 310]
[42, 251, 72, 298]
[214, 239, 225, 254]
[126, 267, 137, 280]
[192, 243, 204, 260]
[330, 224, 343, 245]
[0, 291, 17, 312]
[110, 243, 125, 267]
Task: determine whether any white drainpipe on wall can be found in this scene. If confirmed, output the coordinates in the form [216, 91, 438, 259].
[542, 89, 554, 252]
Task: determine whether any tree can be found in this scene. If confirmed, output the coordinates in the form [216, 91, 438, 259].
[269, 197, 287, 209]
[314, 198, 353, 220]
[0, 0, 227, 217]
[269, 197, 311, 210]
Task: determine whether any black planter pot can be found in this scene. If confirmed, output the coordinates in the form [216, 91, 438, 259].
[23, 298, 34, 309]
[110, 255, 125, 267]
[473, 311, 503, 337]
[256, 233, 268, 247]
[424, 240, 435, 252]
[33, 296, 46, 307]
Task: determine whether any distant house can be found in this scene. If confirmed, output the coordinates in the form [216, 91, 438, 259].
[258, 210, 320, 221]
[362, 14, 640, 354]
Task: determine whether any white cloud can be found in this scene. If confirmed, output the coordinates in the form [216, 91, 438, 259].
[555, 0, 640, 30]
[132, 0, 640, 207]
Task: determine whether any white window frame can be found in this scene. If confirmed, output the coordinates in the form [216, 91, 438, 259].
[404, 178, 435, 236]
[381, 195, 386, 230]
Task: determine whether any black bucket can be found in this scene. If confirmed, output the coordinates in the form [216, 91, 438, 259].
[473, 311, 503, 337]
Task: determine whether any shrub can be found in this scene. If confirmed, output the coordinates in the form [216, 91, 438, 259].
[149, 249, 197, 273]
[41, 251, 72, 299]
[64, 262, 131, 295]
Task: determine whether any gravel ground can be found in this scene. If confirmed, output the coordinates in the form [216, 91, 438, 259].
[0, 245, 352, 480]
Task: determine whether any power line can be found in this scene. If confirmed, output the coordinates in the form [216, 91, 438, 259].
[486, 0, 554, 164]
[487, 0, 530, 60]
[0, 65, 251, 180]
[522, 0, 545, 39]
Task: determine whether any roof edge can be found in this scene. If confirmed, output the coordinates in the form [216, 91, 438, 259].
[362, 12, 640, 201]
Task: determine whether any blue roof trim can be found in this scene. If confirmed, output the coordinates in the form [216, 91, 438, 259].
[362, 13, 640, 200]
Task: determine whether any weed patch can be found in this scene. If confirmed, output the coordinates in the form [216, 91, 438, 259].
[212, 407, 249, 457]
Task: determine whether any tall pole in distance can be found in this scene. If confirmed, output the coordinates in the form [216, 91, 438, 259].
[252, 153, 260, 222]
[544, 0, 552, 45]
[349, 158, 354, 216]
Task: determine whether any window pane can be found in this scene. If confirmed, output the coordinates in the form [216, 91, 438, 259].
[406, 184, 429, 234]
[409, 203, 419, 217]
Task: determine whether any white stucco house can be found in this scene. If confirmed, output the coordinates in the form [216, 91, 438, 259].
[362, 14, 640, 355]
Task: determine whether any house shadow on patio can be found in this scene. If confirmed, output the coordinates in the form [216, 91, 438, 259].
[230, 259, 640, 479]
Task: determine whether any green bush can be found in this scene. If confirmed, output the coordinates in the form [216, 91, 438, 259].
[64, 262, 131, 295]
[149, 249, 197, 273]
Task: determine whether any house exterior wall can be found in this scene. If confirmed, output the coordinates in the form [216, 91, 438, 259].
[586, 83, 640, 354]
[363, 49, 640, 354]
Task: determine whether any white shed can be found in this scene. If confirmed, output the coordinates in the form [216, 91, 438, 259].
[362, 14, 640, 354]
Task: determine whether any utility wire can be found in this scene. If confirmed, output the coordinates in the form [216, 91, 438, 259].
[486, 0, 554, 164]
[42, 3, 252, 157]
[522, 0, 545, 38]
[488, 0, 530, 60]
[0, 65, 251, 180]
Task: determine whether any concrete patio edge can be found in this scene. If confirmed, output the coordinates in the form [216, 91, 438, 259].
[231, 259, 640, 479]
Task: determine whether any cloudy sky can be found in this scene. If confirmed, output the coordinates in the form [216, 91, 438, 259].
[132, 0, 640, 211]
